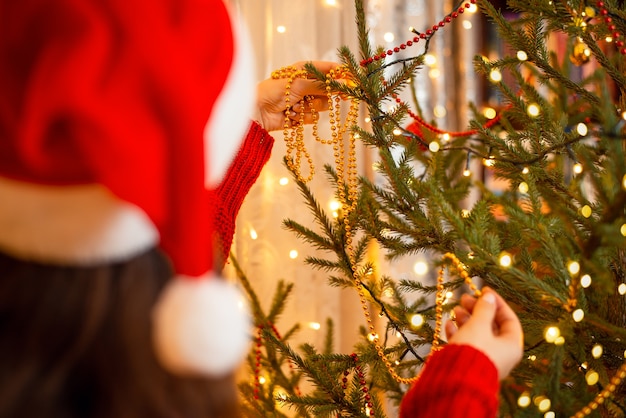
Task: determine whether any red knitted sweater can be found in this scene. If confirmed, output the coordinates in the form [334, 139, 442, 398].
[213, 121, 274, 267]
[399, 344, 500, 418]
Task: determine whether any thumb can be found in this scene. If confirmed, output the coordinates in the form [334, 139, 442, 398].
[467, 291, 497, 326]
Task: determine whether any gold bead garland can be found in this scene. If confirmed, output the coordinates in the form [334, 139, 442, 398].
[359, 252, 481, 385]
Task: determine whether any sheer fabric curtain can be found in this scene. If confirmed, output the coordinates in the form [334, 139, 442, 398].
[226, 0, 481, 377]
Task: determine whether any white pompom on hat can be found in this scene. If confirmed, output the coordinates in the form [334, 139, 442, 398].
[0, 0, 256, 376]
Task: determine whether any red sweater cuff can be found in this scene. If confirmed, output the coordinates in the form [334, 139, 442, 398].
[213, 121, 274, 267]
[399, 344, 499, 418]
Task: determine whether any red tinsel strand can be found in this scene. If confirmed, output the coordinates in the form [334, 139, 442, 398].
[596, 1, 626, 55]
[360, 0, 477, 66]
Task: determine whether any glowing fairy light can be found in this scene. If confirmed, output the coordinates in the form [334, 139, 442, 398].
[250, 229, 258, 240]
[309, 322, 321, 330]
[606, 36, 614, 42]
[259, 376, 267, 384]
[544, 326, 560, 343]
[517, 392, 531, 408]
[433, 105, 446, 118]
[411, 314, 425, 327]
[527, 103, 541, 117]
[329, 200, 341, 211]
[528, 355, 537, 361]
[585, 370, 599, 385]
[619, 283, 626, 295]
[568, 261, 580, 275]
[279, 177, 289, 186]
[576, 122, 588, 136]
[554, 336, 565, 345]
[324, 0, 338, 5]
[535, 397, 551, 412]
[592, 344, 603, 359]
[467, 3, 478, 12]
[622, 174, 626, 189]
[581, 274, 592, 288]
[581, 205, 592, 218]
[572, 309, 585, 322]
[518, 182, 529, 194]
[522, 166, 530, 174]
[499, 252, 513, 268]
[384, 32, 395, 43]
[424, 54, 437, 66]
[429, 141, 440, 153]
[573, 163, 583, 174]
[489, 69, 502, 82]
[621, 224, 626, 237]
[545, 412, 556, 418]
[483, 107, 497, 119]
[440, 133, 451, 142]
[463, 20, 473, 30]
[276, 25, 287, 33]
[413, 261, 428, 275]
[463, 169, 471, 177]
[393, 128, 402, 136]
[289, 250, 298, 259]
[483, 157, 495, 167]
[368, 333, 379, 342]
[461, 209, 471, 217]
[517, 50, 528, 61]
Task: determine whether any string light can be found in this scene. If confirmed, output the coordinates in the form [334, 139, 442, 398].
[276, 25, 286, 33]
[483, 107, 497, 119]
[580, 205, 592, 218]
[461, 209, 471, 217]
[462, 20, 472, 30]
[489, 69, 502, 82]
[250, 229, 258, 240]
[544, 326, 561, 343]
[621, 224, 626, 237]
[591, 344, 603, 359]
[581, 274, 592, 288]
[618, 283, 626, 295]
[384, 32, 395, 43]
[518, 182, 529, 194]
[518, 392, 531, 407]
[576, 123, 588, 136]
[572, 309, 585, 322]
[499, 252, 513, 267]
[545, 412, 556, 418]
[568, 261, 581, 275]
[535, 396, 551, 412]
[517, 50, 528, 61]
[308, 322, 321, 330]
[527, 103, 541, 117]
[424, 54, 437, 66]
[289, 250, 299, 259]
[522, 166, 530, 174]
[429, 141, 441, 152]
[410, 314, 425, 328]
[573, 163, 584, 174]
[585, 370, 599, 386]
[413, 261, 428, 275]
[393, 128, 402, 136]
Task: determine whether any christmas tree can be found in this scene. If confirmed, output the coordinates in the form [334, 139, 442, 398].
[236, 0, 626, 416]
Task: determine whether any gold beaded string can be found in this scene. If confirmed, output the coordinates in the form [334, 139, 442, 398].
[355, 252, 481, 385]
[571, 361, 626, 417]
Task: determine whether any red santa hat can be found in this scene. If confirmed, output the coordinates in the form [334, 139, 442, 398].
[0, 0, 256, 376]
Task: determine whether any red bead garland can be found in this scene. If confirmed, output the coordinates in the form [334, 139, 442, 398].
[597, 1, 626, 55]
[360, 0, 477, 67]
[253, 323, 302, 400]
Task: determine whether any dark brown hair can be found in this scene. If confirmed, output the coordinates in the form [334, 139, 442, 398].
[0, 249, 240, 418]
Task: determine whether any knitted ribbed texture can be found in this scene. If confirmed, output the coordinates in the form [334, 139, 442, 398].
[214, 121, 274, 267]
[399, 344, 499, 418]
